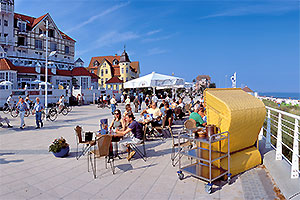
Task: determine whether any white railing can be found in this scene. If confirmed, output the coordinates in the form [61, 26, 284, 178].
[259, 106, 299, 179]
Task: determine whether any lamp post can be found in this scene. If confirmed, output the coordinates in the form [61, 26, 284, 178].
[40, 19, 56, 113]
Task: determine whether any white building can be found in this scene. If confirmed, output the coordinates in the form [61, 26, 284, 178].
[0, 0, 98, 89]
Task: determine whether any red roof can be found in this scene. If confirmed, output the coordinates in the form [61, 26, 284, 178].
[242, 86, 253, 93]
[105, 77, 123, 84]
[130, 61, 139, 73]
[57, 69, 72, 76]
[90, 72, 100, 79]
[0, 58, 16, 70]
[71, 67, 92, 76]
[14, 13, 75, 42]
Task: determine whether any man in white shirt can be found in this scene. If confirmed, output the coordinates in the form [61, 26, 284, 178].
[152, 94, 158, 103]
[125, 96, 131, 105]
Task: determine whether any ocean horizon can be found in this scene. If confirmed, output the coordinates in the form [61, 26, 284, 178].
[258, 92, 300, 100]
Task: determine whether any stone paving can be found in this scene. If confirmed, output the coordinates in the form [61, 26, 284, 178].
[0, 104, 280, 200]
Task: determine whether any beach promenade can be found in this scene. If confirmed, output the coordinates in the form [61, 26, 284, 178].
[0, 104, 283, 199]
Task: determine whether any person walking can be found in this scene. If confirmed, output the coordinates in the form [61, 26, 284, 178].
[125, 96, 131, 106]
[0, 115, 13, 128]
[33, 97, 44, 129]
[133, 96, 139, 113]
[18, 98, 28, 129]
[121, 94, 124, 103]
[110, 95, 117, 115]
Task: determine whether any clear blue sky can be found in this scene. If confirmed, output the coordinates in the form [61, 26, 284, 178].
[16, 0, 299, 93]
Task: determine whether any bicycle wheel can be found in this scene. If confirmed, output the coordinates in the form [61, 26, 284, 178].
[11, 108, 19, 118]
[3, 106, 9, 114]
[61, 107, 68, 116]
[48, 109, 58, 121]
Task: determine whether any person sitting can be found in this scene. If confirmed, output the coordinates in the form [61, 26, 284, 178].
[123, 104, 132, 118]
[189, 104, 207, 127]
[141, 102, 162, 122]
[115, 111, 144, 160]
[109, 109, 125, 158]
[109, 109, 125, 131]
[162, 103, 174, 128]
[199, 107, 207, 123]
[174, 98, 185, 120]
[171, 99, 177, 110]
[0, 115, 13, 128]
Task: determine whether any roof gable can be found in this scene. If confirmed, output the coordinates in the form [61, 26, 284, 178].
[105, 77, 123, 84]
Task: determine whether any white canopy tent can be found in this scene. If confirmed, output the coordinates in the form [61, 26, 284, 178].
[124, 72, 184, 91]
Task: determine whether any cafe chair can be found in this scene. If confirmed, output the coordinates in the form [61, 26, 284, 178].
[88, 134, 114, 179]
[74, 126, 95, 160]
[129, 129, 147, 162]
[170, 119, 195, 167]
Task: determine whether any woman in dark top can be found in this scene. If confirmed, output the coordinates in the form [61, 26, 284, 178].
[115, 111, 144, 160]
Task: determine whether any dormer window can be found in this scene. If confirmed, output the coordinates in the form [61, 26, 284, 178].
[93, 60, 99, 66]
[48, 29, 55, 38]
[113, 59, 118, 65]
[103, 62, 106, 67]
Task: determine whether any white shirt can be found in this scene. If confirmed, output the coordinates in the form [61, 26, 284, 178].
[6, 96, 11, 103]
[152, 95, 158, 103]
[110, 98, 116, 105]
[125, 98, 130, 105]
[59, 98, 64, 106]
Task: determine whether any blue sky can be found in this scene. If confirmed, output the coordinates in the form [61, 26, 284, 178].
[16, 0, 299, 93]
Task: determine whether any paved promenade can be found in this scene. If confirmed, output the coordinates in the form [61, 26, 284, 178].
[0, 104, 281, 200]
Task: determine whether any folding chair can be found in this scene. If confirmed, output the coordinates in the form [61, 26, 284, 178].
[129, 128, 147, 162]
[170, 119, 195, 167]
[74, 126, 95, 160]
[88, 134, 114, 179]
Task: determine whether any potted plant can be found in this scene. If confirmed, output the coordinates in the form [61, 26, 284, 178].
[49, 137, 69, 157]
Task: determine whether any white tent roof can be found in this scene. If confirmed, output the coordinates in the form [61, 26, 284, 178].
[0, 81, 13, 85]
[156, 82, 194, 89]
[124, 72, 184, 89]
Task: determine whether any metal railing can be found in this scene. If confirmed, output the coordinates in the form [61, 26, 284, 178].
[259, 106, 299, 179]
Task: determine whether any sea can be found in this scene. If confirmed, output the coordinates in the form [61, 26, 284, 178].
[258, 92, 300, 100]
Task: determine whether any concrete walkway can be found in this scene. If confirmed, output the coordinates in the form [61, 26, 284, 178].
[0, 104, 281, 200]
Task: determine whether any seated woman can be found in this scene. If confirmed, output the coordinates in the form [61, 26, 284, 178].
[109, 109, 125, 131]
[198, 107, 207, 123]
[115, 111, 144, 160]
[189, 104, 207, 127]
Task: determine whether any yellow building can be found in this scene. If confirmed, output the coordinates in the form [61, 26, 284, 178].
[87, 50, 140, 90]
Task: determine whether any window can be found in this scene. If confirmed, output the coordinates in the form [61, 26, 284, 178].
[113, 59, 118, 65]
[81, 77, 88, 89]
[39, 28, 43, 35]
[103, 62, 106, 67]
[17, 37, 25, 46]
[4, 33, 8, 37]
[105, 78, 108, 82]
[101, 79, 104, 85]
[105, 69, 108, 74]
[20, 22, 26, 32]
[48, 29, 55, 37]
[35, 40, 42, 50]
[0, 72, 5, 81]
[0, 20, 1, 25]
[126, 67, 128, 73]
[93, 61, 98, 66]
[121, 67, 124, 74]
[101, 69, 103, 76]
[65, 46, 69, 54]
[4, 20, 8, 26]
[126, 77, 128, 82]
[50, 42, 57, 51]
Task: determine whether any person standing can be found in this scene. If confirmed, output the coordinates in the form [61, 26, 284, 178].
[110, 95, 117, 115]
[125, 96, 131, 106]
[18, 98, 28, 129]
[133, 96, 139, 113]
[6, 94, 13, 109]
[138, 95, 143, 110]
[33, 97, 44, 129]
[152, 94, 158, 103]
[145, 95, 150, 108]
[121, 94, 124, 103]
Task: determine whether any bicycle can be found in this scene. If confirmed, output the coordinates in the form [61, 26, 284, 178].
[41, 106, 58, 122]
[25, 103, 34, 117]
[65, 103, 72, 113]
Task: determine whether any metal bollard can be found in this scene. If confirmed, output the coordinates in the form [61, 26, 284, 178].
[276, 113, 282, 160]
[266, 109, 271, 148]
[291, 119, 299, 179]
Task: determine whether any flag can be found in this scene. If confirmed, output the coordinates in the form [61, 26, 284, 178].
[231, 72, 236, 88]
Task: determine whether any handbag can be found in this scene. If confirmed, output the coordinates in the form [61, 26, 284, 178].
[85, 131, 93, 142]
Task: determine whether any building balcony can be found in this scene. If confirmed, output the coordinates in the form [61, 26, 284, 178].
[0, 4, 13, 13]
[17, 30, 28, 35]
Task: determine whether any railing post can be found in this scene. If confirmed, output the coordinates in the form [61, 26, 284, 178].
[276, 113, 282, 160]
[266, 109, 271, 148]
[259, 127, 264, 140]
[291, 119, 299, 179]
